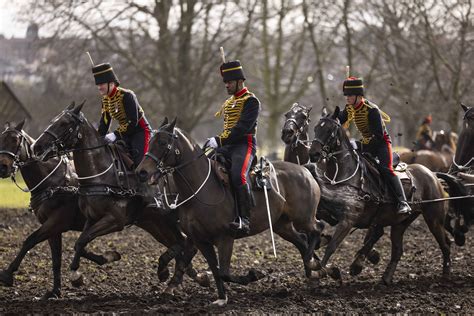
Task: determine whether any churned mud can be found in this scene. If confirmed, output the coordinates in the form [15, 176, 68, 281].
[0, 208, 472, 314]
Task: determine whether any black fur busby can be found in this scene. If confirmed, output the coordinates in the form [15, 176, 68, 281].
[343, 77, 364, 96]
[92, 63, 120, 85]
[220, 60, 246, 82]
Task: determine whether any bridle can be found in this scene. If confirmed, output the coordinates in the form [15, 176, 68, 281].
[0, 128, 35, 167]
[38, 110, 85, 160]
[312, 117, 360, 185]
[144, 127, 224, 209]
[282, 109, 311, 149]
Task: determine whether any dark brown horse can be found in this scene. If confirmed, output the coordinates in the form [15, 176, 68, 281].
[0, 120, 121, 299]
[281, 103, 312, 164]
[32, 102, 208, 293]
[136, 117, 323, 306]
[308, 107, 451, 285]
[437, 104, 474, 241]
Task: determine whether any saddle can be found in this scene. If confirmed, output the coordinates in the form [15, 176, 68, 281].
[360, 151, 414, 204]
[209, 153, 273, 192]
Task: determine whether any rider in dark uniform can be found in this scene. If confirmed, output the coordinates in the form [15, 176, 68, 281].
[206, 60, 261, 234]
[92, 62, 152, 168]
[415, 115, 434, 150]
[338, 77, 411, 214]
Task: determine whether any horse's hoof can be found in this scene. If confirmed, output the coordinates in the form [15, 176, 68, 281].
[0, 270, 13, 287]
[350, 262, 363, 276]
[307, 258, 321, 271]
[367, 250, 381, 265]
[104, 251, 121, 263]
[211, 296, 228, 307]
[195, 272, 211, 287]
[248, 268, 265, 282]
[158, 268, 170, 283]
[41, 289, 61, 300]
[70, 271, 84, 287]
[454, 233, 465, 246]
[313, 269, 327, 279]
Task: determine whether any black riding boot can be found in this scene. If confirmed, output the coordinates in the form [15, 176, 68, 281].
[229, 184, 253, 235]
[387, 175, 412, 214]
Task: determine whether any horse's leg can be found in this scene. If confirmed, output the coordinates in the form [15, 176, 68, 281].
[157, 244, 182, 283]
[80, 249, 122, 266]
[350, 225, 384, 276]
[196, 242, 227, 306]
[216, 236, 265, 286]
[315, 219, 354, 280]
[0, 218, 63, 287]
[42, 234, 62, 300]
[381, 222, 411, 285]
[423, 211, 452, 277]
[274, 220, 316, 278]
[69, 215, 123, 287]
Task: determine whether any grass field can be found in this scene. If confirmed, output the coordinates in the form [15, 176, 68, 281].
[0, 177, 29, 209]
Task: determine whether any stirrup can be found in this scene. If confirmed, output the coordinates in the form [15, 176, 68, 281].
[397, 201, 412, 214]
[229, 216, 250, 234]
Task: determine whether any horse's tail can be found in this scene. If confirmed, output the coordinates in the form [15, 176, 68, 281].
[436, 172, 473, 228]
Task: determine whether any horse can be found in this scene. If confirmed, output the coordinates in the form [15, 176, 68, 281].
[136, 117, 324, 306]
[437, 104, 474, 241]
[0, 120, 121, 299]
[281, 103, 312, 164]
[307, 106, 451, 285]
[399, 130, 457, 172]
[32, 102, 209, 292]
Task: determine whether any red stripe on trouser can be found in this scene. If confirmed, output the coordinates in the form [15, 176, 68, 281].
[384, 134, 395, 176]
[240, 135, 254, 185]
[139, 118, 151, 154]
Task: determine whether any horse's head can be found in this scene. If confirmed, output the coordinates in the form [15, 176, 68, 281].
[454, 103, 474, 169]
[0, 120, 31, 178]
[33, 101, 85, 161]
[281, 103, 312, 145]
[309, 106, 343, 162]
[136, 117, 180, 184]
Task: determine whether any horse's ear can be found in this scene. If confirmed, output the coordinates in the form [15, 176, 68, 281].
[333, 106, 340, 119]
[4, 121, 10, 130]
[14, 119, 25, 131]
[169, 117, 177, 130]
[321, 106, 328, 117]
[307, 106, 313, 114]
[73, 100, 85, 114]
[159, 117, 169, 128]
[461, 103, 469, 113]
[67, 101, 75, 111]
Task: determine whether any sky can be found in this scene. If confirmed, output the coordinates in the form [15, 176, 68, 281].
[0, 1, 28, 38]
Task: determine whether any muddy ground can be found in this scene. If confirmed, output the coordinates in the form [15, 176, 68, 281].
[0, 208, 472, 314]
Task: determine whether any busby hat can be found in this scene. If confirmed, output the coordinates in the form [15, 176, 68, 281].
[220, 60, 246, 83]
[92, 63, 120, 86]
[343, 76, 364, 96]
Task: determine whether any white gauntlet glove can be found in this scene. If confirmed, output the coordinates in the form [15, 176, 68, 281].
[104, 132, 117, 143]
[206, 137, 218, 149]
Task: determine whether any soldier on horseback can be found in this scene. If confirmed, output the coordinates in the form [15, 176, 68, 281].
[415, 115, 434, 150]
[205, 59, 261, 234]
[92, 62, 152, 168]
[339, 76, 411, 214]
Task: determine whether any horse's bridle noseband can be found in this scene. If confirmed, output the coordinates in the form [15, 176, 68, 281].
[312, 117, 343, 159]
[0, 129, 34, 166]
[39, 110, 85, 158]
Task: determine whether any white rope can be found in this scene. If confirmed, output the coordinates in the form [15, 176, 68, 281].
[267, 161, 280, 194]
[76, 162, 114, 180]
[323, 152, 360, 185]
[452, 155, 474, 171]
[163, 158, 212, 210]
[14, 156, 65, 192]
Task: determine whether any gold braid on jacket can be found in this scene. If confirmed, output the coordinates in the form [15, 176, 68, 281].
[101, 87, 144, 135]
[344, 99, 390, 144]
[215, 90, 256, 141]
